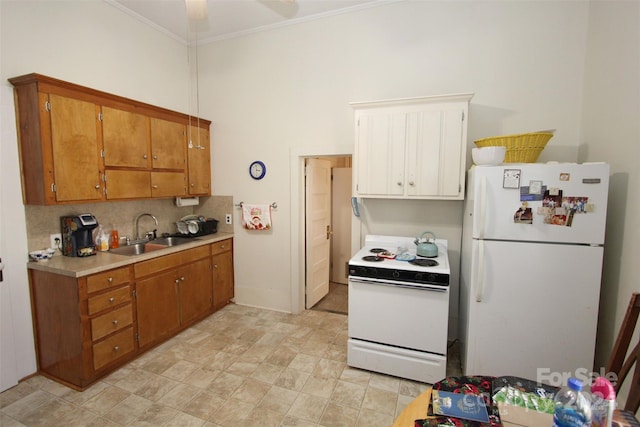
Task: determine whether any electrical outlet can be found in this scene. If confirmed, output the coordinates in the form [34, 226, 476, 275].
[50, 233, 62, 249]
[225, 214, 232, 225]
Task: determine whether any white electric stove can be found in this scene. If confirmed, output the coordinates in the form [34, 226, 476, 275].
[347, 234, 450, 384]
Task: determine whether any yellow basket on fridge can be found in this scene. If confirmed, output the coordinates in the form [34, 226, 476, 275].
[474, 132, 554, 163]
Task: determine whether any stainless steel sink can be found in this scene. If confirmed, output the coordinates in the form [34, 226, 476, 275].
[109, 237, 192, 256]
[152, 236, 193, 247]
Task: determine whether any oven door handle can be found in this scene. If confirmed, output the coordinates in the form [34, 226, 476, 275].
[349, 278, 448, 292]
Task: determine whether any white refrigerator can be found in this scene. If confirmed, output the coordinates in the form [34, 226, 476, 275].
[459, 162, 609, 384]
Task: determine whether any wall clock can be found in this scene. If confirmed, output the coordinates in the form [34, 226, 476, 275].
[249, 161, 266, 180]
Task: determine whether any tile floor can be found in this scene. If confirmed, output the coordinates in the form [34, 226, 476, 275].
[311, 282, 348, 315]
[0, 303, 440, 427]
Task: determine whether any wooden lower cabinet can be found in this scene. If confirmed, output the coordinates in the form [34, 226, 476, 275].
[212, 239, 234, 310]
[29, 265, 136, 390]
[134, 244, 214, 350]
[136, 269, 181, 348]
[28, 238, 234, 390]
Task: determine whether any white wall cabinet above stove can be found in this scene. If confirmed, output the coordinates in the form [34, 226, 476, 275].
[351, 93, 473, 200]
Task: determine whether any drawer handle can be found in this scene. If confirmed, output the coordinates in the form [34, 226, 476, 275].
[180, 276, 185, 281]
[112, 320, 119, 326]
[108, 277, 113, 283]
[109, 297, 115, 303]
[113, 346, 119, 352]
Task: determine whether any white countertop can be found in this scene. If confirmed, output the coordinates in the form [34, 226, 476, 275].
[27, 232, 234, 278]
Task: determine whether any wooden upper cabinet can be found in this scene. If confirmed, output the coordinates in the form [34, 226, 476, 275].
[150, 118, 186, 170]
[8, 73, 211, 204]
[187, 124, 211, 195]
[102, 106, 150, 168]
[48, 94, 103, 203]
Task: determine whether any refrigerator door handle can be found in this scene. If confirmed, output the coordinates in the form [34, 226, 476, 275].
[475, 239, 485, 302]
[479, 175, 487, 239]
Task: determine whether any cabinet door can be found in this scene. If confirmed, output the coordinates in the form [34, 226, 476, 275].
[187, 124, 211, 195]
[212, 250, 234, 310]
[136, 270, 180, 348]
[102, 106, 150, 168]
[105, 170, 151, 199]
[151, 171, 186, 197]
[405, 108, 464, 198]
[49, 94, 103, 202]
[355, 112, 406, 196]
[178, 258, 212, 324]
[149, 118, 186, 170]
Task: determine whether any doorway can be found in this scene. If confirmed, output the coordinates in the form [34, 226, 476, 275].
[303, 155, 352, 315]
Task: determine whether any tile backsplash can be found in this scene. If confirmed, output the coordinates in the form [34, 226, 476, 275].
[25, 195, 234, 252]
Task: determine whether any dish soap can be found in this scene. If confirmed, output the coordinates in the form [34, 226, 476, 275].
[110, 225, 119, 249]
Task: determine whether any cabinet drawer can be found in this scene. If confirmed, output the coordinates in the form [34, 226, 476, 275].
[91, 304, 133, 341]
[211, 239, 232, 256]
[87, 286, 131, 315]
[87, 267, 131, 294]
[93, 327, 135, 371]
[134, 245, 210, 278]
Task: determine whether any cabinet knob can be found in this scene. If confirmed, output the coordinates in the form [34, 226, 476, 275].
[214, 264, 218, 269]
[190, 183, 194, 187]
[153, 185, 158, 189]
[109, 297, 115, 303]
[175, 279, 180, 284]
[143, 154, 148, 159]
[112, 320, 118, 326]
[153, 155, 158, 160]
[397, 182, 402, 186]
[409, 181, 415, 186]
[221, 245, 225, 249]
[108, 277, 113, 283]
[113, 346, 119, 352]
[95, 185, 101, 189]
[180, 276, 185, 281]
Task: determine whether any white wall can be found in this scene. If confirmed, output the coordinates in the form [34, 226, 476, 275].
[201, 0, 591, 317]
[2, 0, 638, 384]
[581, 0, 640, 386]
[0, 0, 190, 385]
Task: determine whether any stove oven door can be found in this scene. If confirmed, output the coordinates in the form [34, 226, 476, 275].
[348, 278, 449, 354]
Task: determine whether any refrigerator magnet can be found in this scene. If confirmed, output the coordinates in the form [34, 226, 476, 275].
[503, 169, 521, 189]
[514, 202, 533, 224]
[529, 180, 543, 194]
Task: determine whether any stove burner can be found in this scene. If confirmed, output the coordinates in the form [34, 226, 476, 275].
[409, 259, 439, 267]
[369, 248, 387, 254]
[362, 255, 384, 262]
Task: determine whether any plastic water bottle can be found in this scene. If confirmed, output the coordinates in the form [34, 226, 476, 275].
[552, 377, 592, 427]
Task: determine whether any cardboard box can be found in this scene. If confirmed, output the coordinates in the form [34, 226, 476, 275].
[497, 401, 554, 427]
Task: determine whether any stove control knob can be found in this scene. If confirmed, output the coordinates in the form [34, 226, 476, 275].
[367, 267, 377, 276]
[428, 274, 436, 282]
[392, 270, 400, 279]
[415, 273, 423, 281]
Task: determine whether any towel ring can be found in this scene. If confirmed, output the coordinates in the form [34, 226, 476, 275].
[235, 201, 278, 209]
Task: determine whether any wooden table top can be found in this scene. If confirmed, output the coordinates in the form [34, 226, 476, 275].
[392, 388, 432, 427]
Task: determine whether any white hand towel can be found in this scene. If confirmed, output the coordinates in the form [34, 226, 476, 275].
[242, 204, 272, 230]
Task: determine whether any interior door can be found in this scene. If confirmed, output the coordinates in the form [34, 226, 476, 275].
[0, 129, 18, 393]
[331, 167, 352, 284]
[305, 158, 332, 308]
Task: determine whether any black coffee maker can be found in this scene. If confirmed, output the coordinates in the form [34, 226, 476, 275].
[60, 214, 99, 257]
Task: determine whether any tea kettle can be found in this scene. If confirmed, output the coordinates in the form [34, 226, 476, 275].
[414, 231, 439, 258]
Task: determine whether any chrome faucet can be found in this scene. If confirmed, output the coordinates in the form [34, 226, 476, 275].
[135, 213, 158, 241]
